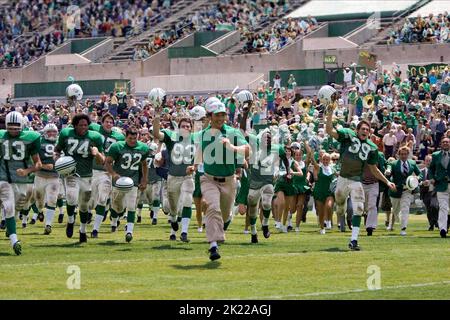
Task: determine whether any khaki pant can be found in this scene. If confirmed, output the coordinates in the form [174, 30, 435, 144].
[363, 183, 379, 229]
[34, 175, 60, 209]
[140, 181, 162, 205]
[335, 176, 365, 217]
[112, 186, 139, 213]
[12, 183, 33, 212]
[247, 184, 274, 218]
[167, 175, 194, 217]
[90, 170, 112, 209]
[64, 176, 92, 212]
[0, 182, 15, 218]
[201, 174, 236, 243]
[391, 191, 413, 230]
[436, 184, 450, 231]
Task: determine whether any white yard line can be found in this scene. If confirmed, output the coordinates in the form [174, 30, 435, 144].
[241, 281, 450, 299]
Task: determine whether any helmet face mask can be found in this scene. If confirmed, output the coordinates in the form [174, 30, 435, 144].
[43, 124, 59, 141]
[66, 84, 83, 101]
[6, 111, 24, 136]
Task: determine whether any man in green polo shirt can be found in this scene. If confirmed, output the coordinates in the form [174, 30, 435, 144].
[195, 100, 250, 261]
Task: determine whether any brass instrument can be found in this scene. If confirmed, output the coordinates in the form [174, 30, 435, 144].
[363, 94, 374, 110]
[298, 99, 311, 111]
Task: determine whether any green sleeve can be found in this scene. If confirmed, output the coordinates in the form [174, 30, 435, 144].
[278, 144, 286, 160]
[89, 123, 101, 131]
[428, 155, 436, 181]
[56, 130, 67, 152]
[378, 152, 386, 172]
[29, 134, 41, 156]
[94, 132, 105, 152]
[107, 142, 120, 160]
[413, 162, 423, 181]
[336, 128, 352, 143]
[367, 148, 378, 166]
[162, 129, 174, 145]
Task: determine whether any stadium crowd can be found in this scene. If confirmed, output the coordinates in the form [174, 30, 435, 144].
[387, 12, 450, 44]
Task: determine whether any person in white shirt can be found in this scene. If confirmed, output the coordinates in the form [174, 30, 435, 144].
[383, 129, 397, 158]
[343, 67, 353, 88]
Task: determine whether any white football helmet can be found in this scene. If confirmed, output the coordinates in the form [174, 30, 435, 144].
[43, 123, 59, 141]
[204, 97, 222, 113]
[148, 88, 166, 107]
[236, 90, 253, 106]
[317, 85, 337, 105]
[5, 111, 24, 130]
[66, 84, 83, 101]
[190, 105, 207, 121]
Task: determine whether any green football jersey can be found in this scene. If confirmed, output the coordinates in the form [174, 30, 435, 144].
[162, 129, 195, 177]
[199, 124, 247, 177]
[145, 154, 161, 184]
[89, 123, 125, 171]
[0, 130, 41, 183]
[247, 134, 286, 189]
[36, 137, 58, 178]
[56, 128, 104, 177]
[336, 128, 378, 181]
[108, 141, 149, 186]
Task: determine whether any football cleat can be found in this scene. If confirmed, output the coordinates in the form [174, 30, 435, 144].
[251, 234, 258, 244]
[348, 240, 361, 251]
[44, 225, 52, 235]
[208, 246, 221, 261]
[152, 218, 157, 225]
[366, 227, 373, 236]
[180, 232, 190, 243]
[66, 223, 74, 238]
[30, 219, 36, 225]
[171, 221, 179, 232]
[125, 232, 133, 243]
[91, 230, 98, 238]
[13, 241, 22, 256]
[58, 214, 64, 224]
[440, 229, 447, 238]
[38, 212, 44, 222]
[79, 232, 87, 243]
[262, 225, 270, 238]
[22, 223, 27, 229]
[0, 220, 6, 230]
[169, 234, 176, 241]
[111, 226, 117, 233]
[137, 216, 142, 223]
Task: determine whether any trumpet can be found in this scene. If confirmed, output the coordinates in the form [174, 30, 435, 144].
[363, 94, 374, 110]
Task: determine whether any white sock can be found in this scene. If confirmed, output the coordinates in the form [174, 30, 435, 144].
[170, 229, 176, 236]
[170, 215, 177, 223]
[59, 206, 64, 215]
[262, 217, 269, 226]
[32, 213, 38, 221]
[45, 209, 55, 226]
[9, 233, 18, 246]
[80, 223, 86, 233]
[22, 215, 27, 224]
[210, 241, 218, 249]
[181, 218, 190, 234]
[93, 214, 103, 231]
[137, 208, 142, 216]
[351, 226, 360, 241]
[126, 223, 134, 234]
[111, 217, 118, 227]
[152, 207, 159, 219]
[68, 215, 75, 224]
[251, 224, 257, 235]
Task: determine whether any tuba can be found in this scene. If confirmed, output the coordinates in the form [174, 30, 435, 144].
[363, 94, 374, 110]
[298, 99, 311, 112]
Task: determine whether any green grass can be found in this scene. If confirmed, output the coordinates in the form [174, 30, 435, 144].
[0, 212, 449, 300]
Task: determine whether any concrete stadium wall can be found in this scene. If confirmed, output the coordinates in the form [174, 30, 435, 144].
[346, 24, 379, 45]
[48, 42, 72, 55]
[82, 38, 114, 62]
[207, 30, 240, 54]
[45, 54, 91, 66]
[171, 34, 195, 48]
[134, 72, 264, 94]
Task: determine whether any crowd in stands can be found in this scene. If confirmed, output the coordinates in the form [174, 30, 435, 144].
[242, 15, 318, 53]
[387, 12, 450, 44]
[133, 0, 293, 60]
[0, 0, 77, 68]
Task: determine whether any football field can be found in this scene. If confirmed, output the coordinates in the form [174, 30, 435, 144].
[1, 212, 449, 300]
